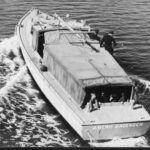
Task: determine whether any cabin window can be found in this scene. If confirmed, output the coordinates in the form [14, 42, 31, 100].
[37, 32, 45, 58]
[32, 27, 45, 58]
[81, 85, 132, 108]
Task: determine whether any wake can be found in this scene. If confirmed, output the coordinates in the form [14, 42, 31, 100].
[0, 36, 25, 98]
[0, 36, 79, 147]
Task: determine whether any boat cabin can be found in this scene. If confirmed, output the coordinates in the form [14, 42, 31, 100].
[31, 15, 134, 111]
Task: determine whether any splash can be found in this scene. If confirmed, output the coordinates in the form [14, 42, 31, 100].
[0, 36, 21, 61]
[0, 65, 27, 98]
[130, 75, 150, 93]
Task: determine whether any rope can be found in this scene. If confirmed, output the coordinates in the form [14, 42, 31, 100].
[88, 59, 110, 84]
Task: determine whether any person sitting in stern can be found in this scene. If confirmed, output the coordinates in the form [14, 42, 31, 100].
[88, 93, 99, 112]
[109, 93, 117, 102]
[100, 91, 107, 103]
[118, 92, 126, 103]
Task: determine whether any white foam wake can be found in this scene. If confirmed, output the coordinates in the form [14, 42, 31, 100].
[0, 35, 26, 98]
[0, 65, 27, 98]
[0, 36, 20, 57]
[0, 36, 79, 147]
[130, 75, 150, 89]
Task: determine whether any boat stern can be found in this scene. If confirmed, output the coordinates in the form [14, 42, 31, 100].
[82, 120, 150, 141]
[81, 103, 150, 141]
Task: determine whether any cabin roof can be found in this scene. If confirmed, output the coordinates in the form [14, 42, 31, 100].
[44, 31, 132, 87]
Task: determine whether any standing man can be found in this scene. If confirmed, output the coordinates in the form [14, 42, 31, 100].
[100, 31, 117, 55]
[88, 93, 99, 112]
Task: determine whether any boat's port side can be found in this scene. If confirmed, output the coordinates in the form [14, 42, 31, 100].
[16, 8, 88, 139]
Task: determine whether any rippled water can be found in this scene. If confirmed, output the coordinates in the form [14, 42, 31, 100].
[1, 0, 150, 147]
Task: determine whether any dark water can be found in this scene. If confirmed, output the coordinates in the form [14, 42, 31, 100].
[0, 0, 150, 147]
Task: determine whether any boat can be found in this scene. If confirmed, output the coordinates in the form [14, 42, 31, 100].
[16, 8, 150, 142]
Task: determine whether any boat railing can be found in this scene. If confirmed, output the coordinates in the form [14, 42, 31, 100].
[59, 31, 94, 34]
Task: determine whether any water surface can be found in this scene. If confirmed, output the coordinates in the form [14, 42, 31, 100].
[0, 0, 150, 147]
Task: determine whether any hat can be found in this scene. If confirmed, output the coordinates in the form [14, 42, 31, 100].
[94, 28, 99, 34]
[108, 30, 114, 34]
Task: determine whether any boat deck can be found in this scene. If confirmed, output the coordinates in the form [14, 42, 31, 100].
[83, 104, 150, 124]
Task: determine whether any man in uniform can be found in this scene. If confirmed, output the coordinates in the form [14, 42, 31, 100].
[100, 31, 117, 55]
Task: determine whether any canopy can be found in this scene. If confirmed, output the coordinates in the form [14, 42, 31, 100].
[44, 31, 132, 87]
